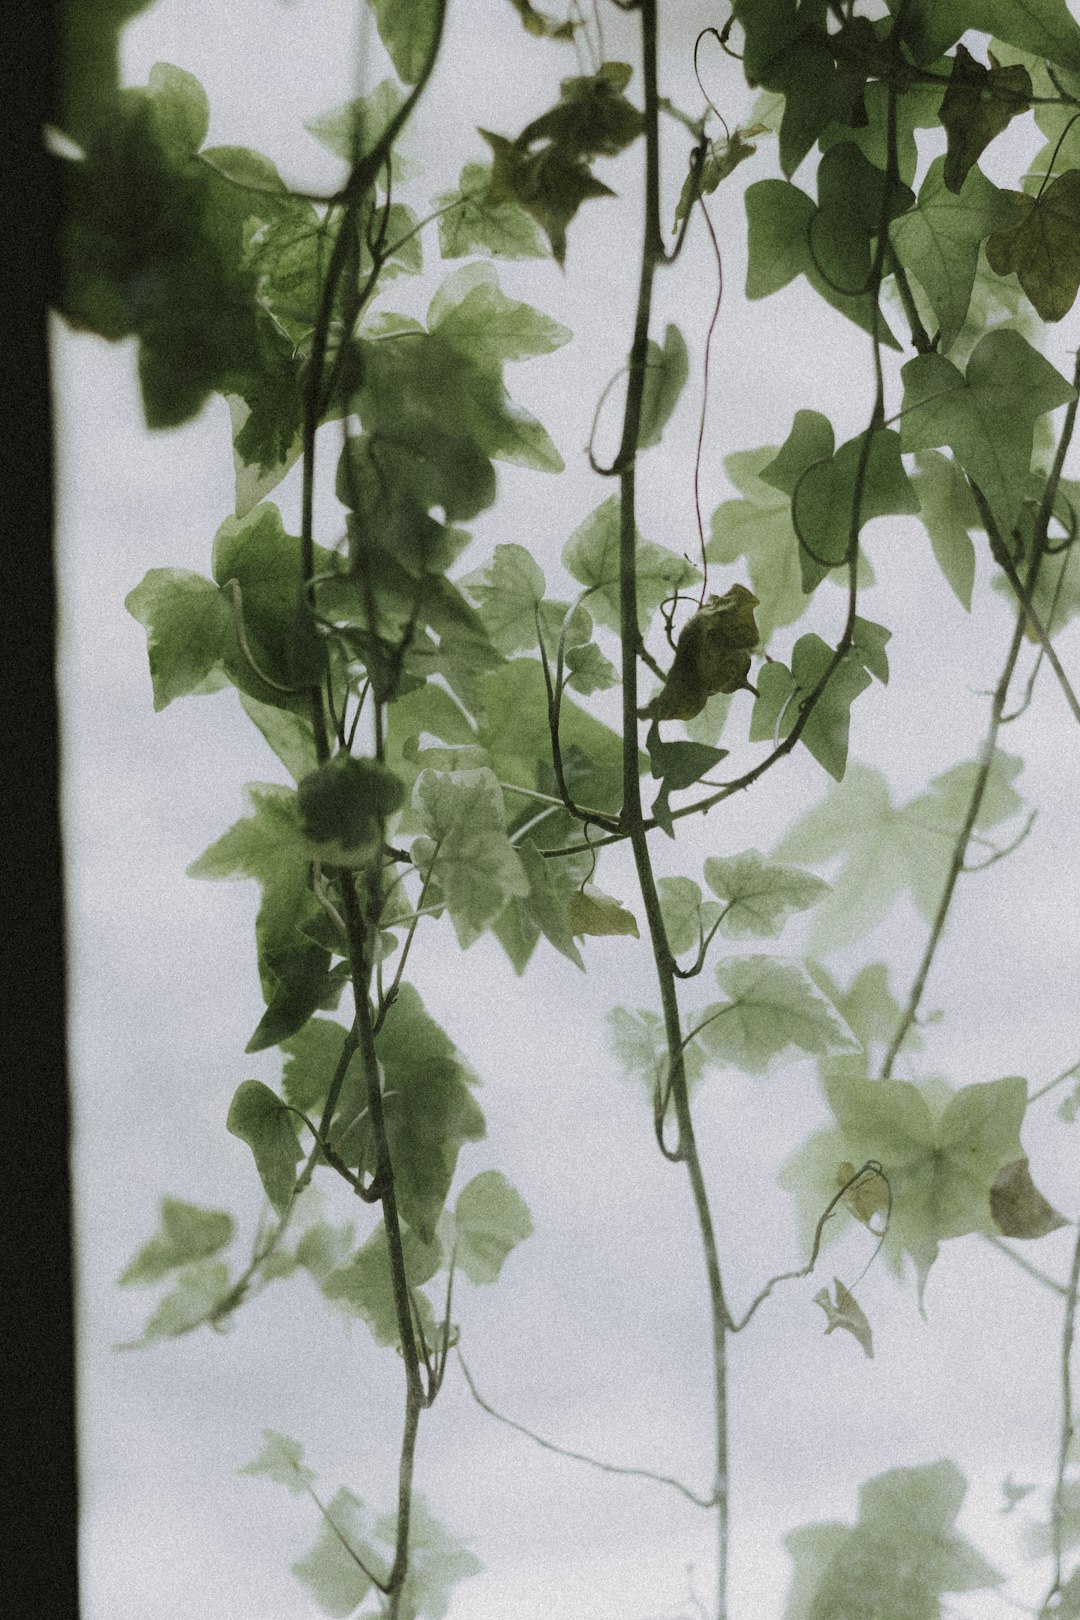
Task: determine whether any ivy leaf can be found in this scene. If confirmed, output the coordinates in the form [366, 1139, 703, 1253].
[119, 1198, 234, 1286]
[291, 1487, 380, 1616]
[493, 839, 586, 972]
[989, 1157, 1067, 1238]
[241, 1430, 316, 1495]
[697, 956, 858, 1076]
[910, 451, 979, 610]
[819, 78, 945, 190]
[638, 323, 689, 450]
[321, 1217, 442, 1346]
[461, 543, 549, 655]
[806, 961, 917, 1056]
[777, 753, 1025, 952]
[787, 429, 919, 589]
[784, 1459, 1000, 1619]
[899, 329, 1076, 533]
[237, 693, 319, 785]
[567, 884, 640, 938]
[211, 503, 327, 709]
[608, 1006, 708, 1097]
[645, 724, 728, 837]
[986, 170, 1080, 322]
[657, 876, 721, 957]
[564, 638, 618, 694]
[297, 754, 404, 866]
[188, 784, 338, 1050]
[373, 984, 486, 1242]
[708, 448, 808, 637]
[702, 850, 829, 939]
[890, 155, 1023, 352]
[118, 1259, 234, 1348]
[744, 162, 902, 348]
[304, 78, 407, 165]
[227, 1080, 301, 1215]
[813, 1278, 873, 1359]
[641, 586, 760, 724]
[940, 44, 1032, 194]
[435, 160, 550, 260]
[562, 496, 699, 634]
[812, 1070, 1027, 1295]
[413, 767, 529, 948]
[366, 0, 440, 84]
[429, 261, 571, 363]
[454, 1170, 534, 1285]
[731, 0, 869, 178]
[749, 634, 873, 781]
[889, 0, 1080, 71]
[124, 570, 232, 709]
[481, 63, 643, 262]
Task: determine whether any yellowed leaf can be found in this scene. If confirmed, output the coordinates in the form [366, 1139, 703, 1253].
[566, 884, 640, 939]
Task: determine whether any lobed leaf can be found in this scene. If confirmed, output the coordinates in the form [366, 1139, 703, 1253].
[119, 1197, 234, 1286]
[227, 1079, 302, 1215]
[454, 1170, 534, 1285]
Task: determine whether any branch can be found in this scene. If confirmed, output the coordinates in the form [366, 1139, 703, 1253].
[1040, 1225, 1080, 1617]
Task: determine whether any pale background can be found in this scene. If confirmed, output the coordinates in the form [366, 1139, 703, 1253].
[59, 1, 1080, 1616]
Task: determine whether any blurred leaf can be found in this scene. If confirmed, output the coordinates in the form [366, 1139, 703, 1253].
[697, 956, 858, 1076]
[454, 1170, 534, 1284]
[119, 1259, 232, 1348]
[297, 755, 404, 866]
[241, 1430, 316, 1495]
[638, 323, 689, 450]
[367, 0, 441, 84]
[702, 850, 829, 938]
[563, 496, 698, 634]
[910, 451, 979, 610]
[227, 1080, 302, 1215]
[322, 1218, 441, 1346]
[709, 447, 809, 638]
[119, 1197, 234, 1286]
[291, 1487, 380, 1616]
[989, 1156, 1067, 1238]
[567, 884, 640, 938]
[608, 1006, 708, 1096]
[436, 160, 550, 259]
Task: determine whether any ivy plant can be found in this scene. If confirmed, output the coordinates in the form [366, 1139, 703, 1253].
[58, 0, 1080, 1616]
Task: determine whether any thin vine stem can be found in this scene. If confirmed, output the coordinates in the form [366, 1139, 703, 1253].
[1040, 1225, 1080, 1618]
[457, 1351, 716, 1508]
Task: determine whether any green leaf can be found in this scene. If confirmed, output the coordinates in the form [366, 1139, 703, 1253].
[429, 261, 571, 363]
[813, 1277, 873, 1359]
[291, 1487, 379, 1616]
[304, 78, 407, 164]
[890, 155, 1023, 352]
[807, 961, 915, 1055]
[899, 330, 1076, 533]
[366, 0, 440, 84]
[297, 755, 404, 866]
[57, 0, 161, 143]
[638, 323, 689, 450]
[564, 638, 618, 694]
[227, 1080, 302, 1215]
[241, 1430, 316, 1495]
[891, 0, 1080, 70]
[750, 634, 873, 781]
[454, 1170, 534, 1284]
[494, 839, 586, 971]
[702, 850, 829, 938]
[119, 1197, 234, 1286]
[211, 504, 328, 708]
[796, 1070, 1027, 1294]
[697, 956, 858, 1076]
[189, 784, 341, 1050]
[986, 170, 1080, 322]
[731, 0, 869, 178]
[674, 129, 761, 227]
[567, 884, 640, 938]
[709, 449, 809, 638]
[413, 768, 528, 948]
[777, 753, 1025, 952]
[819, 78, 944, 190]
[120, 1259, 232, 1348]
[322, 1217, 442, 1345]
[745, 177, 901, 348]
[482, 131, 612, 266]
[374, 984, 486, 1242]
[505, 0, 576, 39]
[563, 495, 699, 634]
[645, 721, 728, 836]
[785, 1459, 1000, 1619]
[436, 160, 551, 259]
[910, 450, 979, 609]
[608, 1006, 708, 1097]
[461, 543, 548, 655]
[59, 66, 303, 450]
[124, 569, 232, 709]
[787, 429, 919, 589]
[940, 44, 1031, 195]
[237, 692, 319, 784]
[657, 876, 721, 958]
